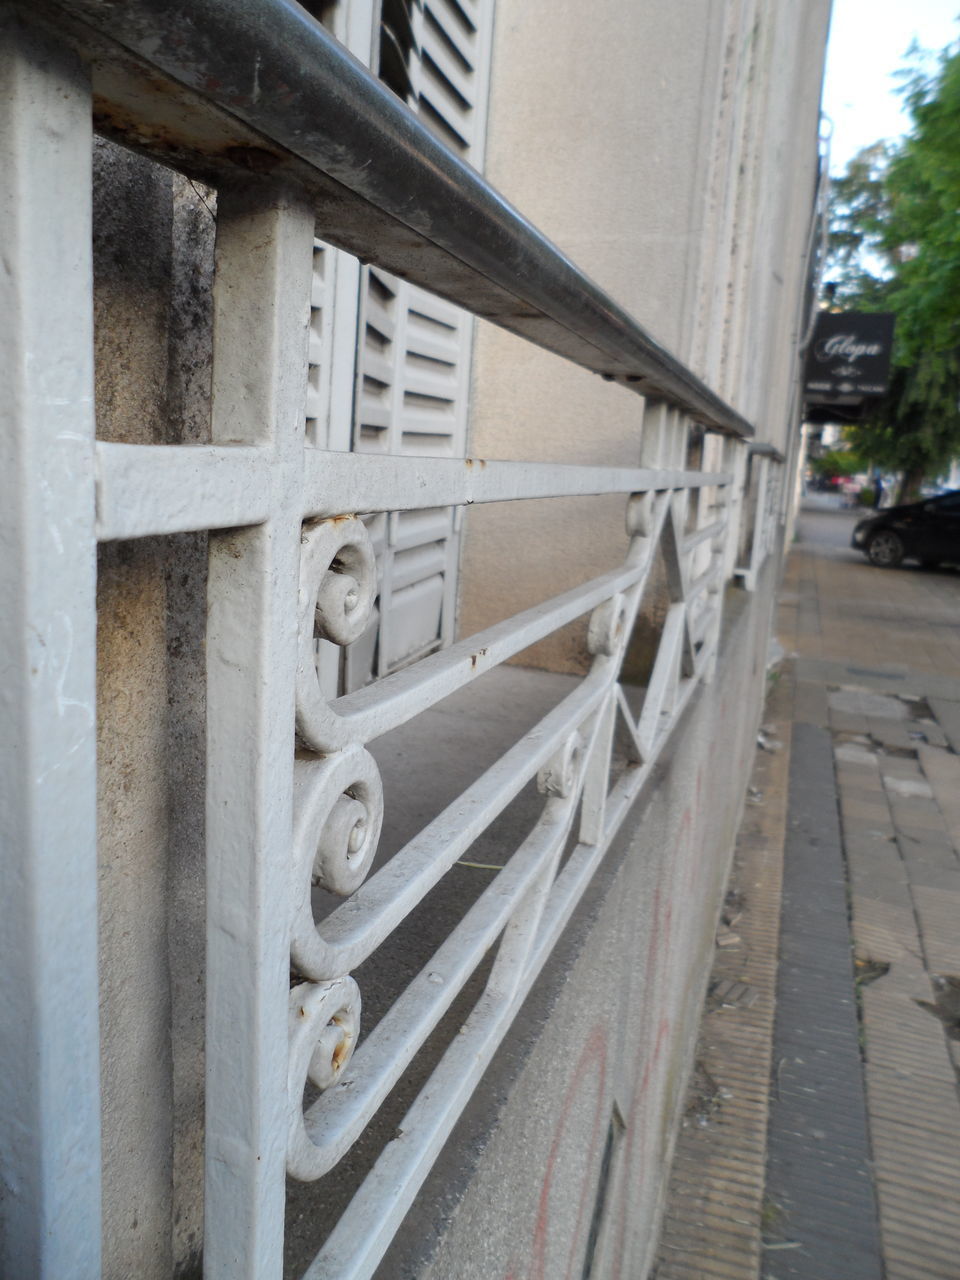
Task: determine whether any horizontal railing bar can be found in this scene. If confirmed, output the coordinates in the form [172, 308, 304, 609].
[95, 441, 731, 539]
[748, 442, 785, 462]
[95, 442, 271, 539]
[303, 452, 730, 515]
[51, 0, 754, 437]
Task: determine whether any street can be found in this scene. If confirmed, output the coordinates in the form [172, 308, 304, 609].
[656, 499, 960, 1280]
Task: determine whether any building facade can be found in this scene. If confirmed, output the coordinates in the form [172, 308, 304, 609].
[0, 1, 829, 1277]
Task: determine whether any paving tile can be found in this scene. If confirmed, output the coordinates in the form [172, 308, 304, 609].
[842, 799, 894, 827]
[661, 522, 960, 1280]
[793, 682, 829, 728]
[869, 722, 927, 751]
[765, 720, 883, 1280]
[928, 697, 960, 754]
[830, 708, 869, 734]
[912, 886, 960, 974]
[878, 756, 926, 780]
[654, 679, 794, 1280]
[880, 1225, 960, 1268]
[875, 1187, 960, 1233]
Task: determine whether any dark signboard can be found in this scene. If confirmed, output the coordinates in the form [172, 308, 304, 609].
[804, 311, 896, 402]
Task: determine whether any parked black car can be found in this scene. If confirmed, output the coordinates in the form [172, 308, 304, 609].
[852, 490, 960, 567]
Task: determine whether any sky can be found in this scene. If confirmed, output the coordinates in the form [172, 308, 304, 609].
[822, 0, 960, 175]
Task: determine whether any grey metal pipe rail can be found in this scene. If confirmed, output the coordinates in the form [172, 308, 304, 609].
[42, 0, 754, 439]
[749, 442, 786, 463]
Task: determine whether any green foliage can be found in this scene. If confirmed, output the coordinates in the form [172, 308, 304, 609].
[823, 37, 960, 494]
[825, 142, 895, 302]
[809, 448, 864, 478]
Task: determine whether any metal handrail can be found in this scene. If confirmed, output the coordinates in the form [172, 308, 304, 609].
[749, 442, 786, 462]
[49, 0, 754, 438]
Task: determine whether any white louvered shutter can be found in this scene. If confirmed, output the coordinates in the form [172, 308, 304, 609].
[304, 0, 495, 691]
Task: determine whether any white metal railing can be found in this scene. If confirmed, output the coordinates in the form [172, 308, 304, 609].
[735, 445, 786, 591]
[98, 193, 737, 1275]
[0, 6, 786, 1279]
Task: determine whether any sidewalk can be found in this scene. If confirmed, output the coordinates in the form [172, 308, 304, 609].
[653, 502, 960, 1280]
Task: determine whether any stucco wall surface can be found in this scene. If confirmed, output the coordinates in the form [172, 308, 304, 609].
[461, 0, 831, 667]
[93, 140, 213, 1278]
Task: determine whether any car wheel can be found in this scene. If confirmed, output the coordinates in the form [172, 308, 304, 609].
[866, 530, 905, 567]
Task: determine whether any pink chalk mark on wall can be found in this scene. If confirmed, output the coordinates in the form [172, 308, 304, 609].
[528, 1022, 609, 1280]
[608, 855, 678, 1274]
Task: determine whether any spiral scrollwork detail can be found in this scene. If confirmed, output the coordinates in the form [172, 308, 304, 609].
[301, 515, 377, 647]
[587, 592, 628, 657]
[537, 731, 584, 799]
[291, 747, 384, 977]
[286, 977, 361, 1181]
[296, 517, 377, 752]
[626, 491, 655, 537]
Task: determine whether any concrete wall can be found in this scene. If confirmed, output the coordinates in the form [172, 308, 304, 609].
[460, 0, 831, 670]
[93, 140, 213, 1277]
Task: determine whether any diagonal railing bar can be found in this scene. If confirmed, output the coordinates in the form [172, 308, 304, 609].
[635, 603, 687, 762]
[291, 670, 611, 981]
[615, 686, 647, 764]
[288, 470, 731, 1277]
[304, 664, 708, 1280]
[687, 561, 724, 603]
[577, 688, 620, 847]
[293, 716, 604, 1181]
[295, 497, 675, 752]
[682, 517, 726, 552]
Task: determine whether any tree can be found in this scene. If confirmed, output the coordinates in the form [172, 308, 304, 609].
[825, 142, 894, 303]
[823, 38, 960, 499]
[809, 445, 865, 480]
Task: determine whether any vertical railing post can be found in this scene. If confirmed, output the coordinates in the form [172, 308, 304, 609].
[751, 455, 771, 586]
[721, 436, 748, 583]
[0, 15, 102, 1277]
[204, 184, 314, 1277]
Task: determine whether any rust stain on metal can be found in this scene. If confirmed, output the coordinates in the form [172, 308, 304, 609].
[330, 1015, 353, 1072]
[464, 457, 487, 468]
[302, 513, 357, 542]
